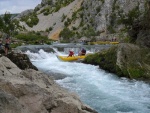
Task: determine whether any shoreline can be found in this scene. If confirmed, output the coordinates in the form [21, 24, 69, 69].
[0, 52, 98, 113]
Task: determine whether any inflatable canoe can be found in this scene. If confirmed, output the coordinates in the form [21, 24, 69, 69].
[56, 55, 85, 62]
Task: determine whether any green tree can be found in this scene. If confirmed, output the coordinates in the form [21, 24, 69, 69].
[0, 17, 4, 30]
[83, 27, 97, 37]
[59, 27, 75, 42]
[3, 12, 14, 34]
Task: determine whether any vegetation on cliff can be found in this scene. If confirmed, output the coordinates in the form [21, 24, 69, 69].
[82, 0, 150, 81]
[83, 44, 150, 81]
[5, 0, 146, 43]
[20, 12, 39, 27]
[128, 0, 150, 48]
[57, 0, 146, 42]
[40, 0, 75, 15]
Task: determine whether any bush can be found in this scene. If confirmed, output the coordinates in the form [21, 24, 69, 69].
[15, 33, 49, 43]
[59, 27, 75, 42]
[21, 13, 39, 27]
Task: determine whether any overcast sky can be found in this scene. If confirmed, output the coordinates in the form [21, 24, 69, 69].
[0, 0, 41, 14]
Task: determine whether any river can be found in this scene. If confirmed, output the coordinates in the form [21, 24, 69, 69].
[25, 49, 150, 113]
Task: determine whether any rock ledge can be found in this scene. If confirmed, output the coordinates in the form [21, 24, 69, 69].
[0, 56, 97, 113]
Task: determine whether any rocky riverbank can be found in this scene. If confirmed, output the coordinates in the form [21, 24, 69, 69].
[0, 53, 97, 113]
[83, 43, 150, 82]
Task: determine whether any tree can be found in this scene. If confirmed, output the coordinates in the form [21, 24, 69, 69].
[0, 17, 4, 30]
[59, 27, 75, 42]
[3, 12, 14, 34]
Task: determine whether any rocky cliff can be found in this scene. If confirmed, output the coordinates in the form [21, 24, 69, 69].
[129, 0, 150, 48]
[81, 0, 150, 81]
[14, 0, 147, 42]
[0, 55, 97, 113]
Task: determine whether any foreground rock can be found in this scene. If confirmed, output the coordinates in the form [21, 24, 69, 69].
[83, 43, 150, 81]
[0, 56, 97, 113]
[7, 52, 38, 70]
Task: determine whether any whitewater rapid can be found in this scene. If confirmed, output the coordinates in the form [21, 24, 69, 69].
[25, 49, 150, 113]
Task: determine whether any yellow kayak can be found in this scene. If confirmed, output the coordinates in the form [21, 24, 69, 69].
[88, 41, 119, 45]
[56, 55, 85, 62]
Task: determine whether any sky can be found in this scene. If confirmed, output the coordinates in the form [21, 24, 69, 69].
[0, 0, 41, 14]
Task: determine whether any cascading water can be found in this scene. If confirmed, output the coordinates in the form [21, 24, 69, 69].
[25, 49, 150, 113]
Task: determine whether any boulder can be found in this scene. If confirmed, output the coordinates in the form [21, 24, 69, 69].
[0, 90, 24, 113]
[0, 56, 97, 113]
[83, 43, 150, 81]
[116, 43, 150, 80]
[7, 52, 38, 70]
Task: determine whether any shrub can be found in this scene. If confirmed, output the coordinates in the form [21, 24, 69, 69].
[49, 27, 53, 31]
[15, 33, 49, 43]
[61, 14, 67, 22]
[21, 13, 39, 27]
[117, 6, 140, 29]
[59, 27, 75, 42]
[96, 6, 101, 13]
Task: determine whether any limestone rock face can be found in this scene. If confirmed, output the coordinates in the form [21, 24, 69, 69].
[136, 30, 150, 48]
[116, 43, 140, 69]
[0, 56, 97, 113]
[14, 9, 34, 19]
[15, 0, 147, 41]
[116, 43, 150, 80]
[128, 1, 150, 48]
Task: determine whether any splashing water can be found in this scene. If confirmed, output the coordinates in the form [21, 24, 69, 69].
[25, 49, 150, 113]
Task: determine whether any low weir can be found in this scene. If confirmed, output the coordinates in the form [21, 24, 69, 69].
[15, 43, 114, 53]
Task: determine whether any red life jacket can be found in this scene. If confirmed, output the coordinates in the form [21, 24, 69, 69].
[69, 51, 74, 56]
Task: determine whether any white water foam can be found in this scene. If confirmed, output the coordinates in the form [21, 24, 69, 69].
[25, 50, 150, 113]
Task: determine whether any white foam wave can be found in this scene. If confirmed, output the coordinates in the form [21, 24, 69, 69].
[26, 50, 150, 113]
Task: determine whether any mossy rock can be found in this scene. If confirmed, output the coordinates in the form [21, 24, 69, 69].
[83, 43, 150, 81]
[83, 46, 120, 74]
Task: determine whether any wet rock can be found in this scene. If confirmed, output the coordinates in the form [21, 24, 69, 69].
[44, 71, 67, 80]
[7, 52, 38, 70]
[0, 49, 4, 54]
